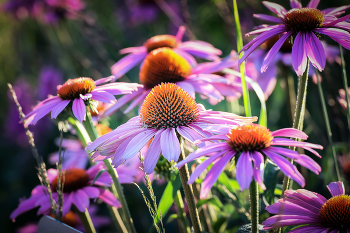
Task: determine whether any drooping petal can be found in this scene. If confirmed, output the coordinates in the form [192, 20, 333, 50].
[72, 98, 86, 122]
[236, 151, 254, 190]
[251, 151, 266, 190]
[81, 187, 100, 198]
[188, 149, 233, 184]
[160, 128, 181, 162]
[327, 181, 345, 196]
[261, 31, 294, 72]
[111, 52, 147, 79]
[122, 129, 157, 161]
[51, 100, 70, 119]
[144, 130, 163, 174]
[173, 48, 197, 67]
[176, 81, 195, 98]
[262, 215, 321, 229]
[292, 32, 307, 76]
[90, 91, 116, 103]
[98, 189, 121, 208]
[62, 193, 73, 216]
[72, 190, 89, 212]
[200, 151, 235, 198]
[314, 28, 350, 39]
[271, 128, 308, 139]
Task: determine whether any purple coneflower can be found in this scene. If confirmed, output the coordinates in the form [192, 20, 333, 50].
[10, 162, 137, 220]
[103, 48, 241, 116]
[176, 124, 322, 198]
[21, 77, 142, 125]
[86, 83, 256, 174]
[239, 0, 350, 76]
[263, 181, 350, 232]
[110, 26, 222, 80]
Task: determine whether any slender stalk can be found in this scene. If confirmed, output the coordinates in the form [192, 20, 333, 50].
[191, 182, 212, 232]
[174, 190, 191, 233]
[74, 207, 96, 233]
[339, 45, 350, 131]
[83, 110, 137, 233]
[281, 61, 310, 195]
[315, 70, 341, 181]
[232, 0, 251, 117]
[68, 116, 130, 233]
[249, 181, 259, 233]
[179, 139, 202, 233]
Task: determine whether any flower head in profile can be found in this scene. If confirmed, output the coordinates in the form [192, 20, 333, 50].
[10, 162, 133, 221]
[263, 181, 350, 232]
[103, 48, 241, 116]
[109, 26, 222, 81]
[21, 77, 142, 125]
[87, 83, 256, 174]
[239, 0, 350, 76]
[176, 124, 322, 198]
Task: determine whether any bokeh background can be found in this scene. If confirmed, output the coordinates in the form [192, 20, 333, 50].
[0, 0, 349, 232]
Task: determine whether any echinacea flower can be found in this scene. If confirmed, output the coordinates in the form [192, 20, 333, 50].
[21, 77, 142, 125]
[239, 0, 350, 76]
[263, 181, 350, 232]
[110, 26, 222, 80]
[176, 124, 322, 198]
[10, 162, 136, 220]
[86, 83, 256, 174]
[102, 48, 241, 116]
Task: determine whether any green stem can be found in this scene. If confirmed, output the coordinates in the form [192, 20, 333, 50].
[315, 70, 341, 181]
[83, 110, 137, 233]
[232, 0, 251, 117]
[174, 190, 191, 233]
[339, 45, 350, 131]
[281, 60, 310, 195]
[249, 181, 259, 233]
[74, 207, 96, 233]
[179, 139, 202, 233]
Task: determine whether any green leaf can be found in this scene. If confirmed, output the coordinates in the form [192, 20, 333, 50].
[90, 169, 106, 186]
[263, 163, 280, 205]
[196, 196, 223, 211]
[156, 174, 182, 221]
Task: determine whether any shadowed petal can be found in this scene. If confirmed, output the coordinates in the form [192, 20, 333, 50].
[90, 91, 116, 103]
[292, 32, 307, 76]
[176, 81, 195, 98]
[290, 0, 302, 9]
[72, 98, 86, 122]
[262, 31, 294, 72]
[314, 28, 350, 39]
[200, 151, 235, 198]
[327, 181, 345, 196]
[253, 14, 283, 23]
[305, 32, 329, 72]
[98, 189, 121, 208]
[122, 129, 157, 161]
[236, 151, 254, 190]
[144, 130, 163, 174]
[51, 100, 70, 119]
[82, 187, 100, 198]
[251, 151, 266, 190]
[173, 49, 197, 67]
[160, 128, 181, 162]
[73, 190, 90, 212]
[111, 52, 147, 79]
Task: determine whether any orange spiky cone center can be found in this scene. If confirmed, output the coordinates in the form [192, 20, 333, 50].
[318, 195, 350, 229]
[284, 8, 324, 32]
[139, 48, 192, 89]
[227, 124, 273, 152]
[57, 77, 95, 100]
[140, 83, 199, 129]
[51, 168, 89, 193]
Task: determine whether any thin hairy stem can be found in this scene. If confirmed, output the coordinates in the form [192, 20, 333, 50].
[73, 206, 96, 233]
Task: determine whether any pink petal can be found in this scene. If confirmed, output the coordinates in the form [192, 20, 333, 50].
[143, 130, 163, 174]
[51, 100, 70, 119]
[307, 0, 320, 8]
[236, 151, 254, 190]
[292, 32, 307, 76]
[262, 1, 287, 17]
[290, 0, 302, 9]
[111, 52, 147, 79]
[327, 181, 345, 196]
[253, 14, 283, 23]
[72, 98, 86, 122]
[160, 128, 181, 162]
[271, 128, 308, 139]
